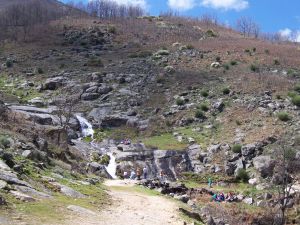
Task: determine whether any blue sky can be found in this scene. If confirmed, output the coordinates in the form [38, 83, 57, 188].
[66, 0, 300, 38]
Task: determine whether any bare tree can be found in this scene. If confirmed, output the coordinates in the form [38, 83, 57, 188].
[199, 13, 218, 29]
[274, 137, 300, 225]
[236, 16, 260, 38]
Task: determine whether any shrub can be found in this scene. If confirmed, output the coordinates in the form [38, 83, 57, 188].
[5, 59, 13, 68]
[274, 59, 280, 65]
[198, 103, 209, 112]
[108, 26, 116, 34]
[250, 64, 259, 72]
[222, 87, 230, 95]
[292, 95, 300, 107]
[232, 144, 242, 154]
[201, 90, 209, 97]
[244, 49, 250, 53]
[200, 54, 204, 59]
[206, 29, 217, 37]
[288, 92, 297, 98]
[195, 110, 205, 119]
[164, 65, 175, 74]
[37, 68, 44, 74]
[0, 135, 10, 148]
[99, 154, 110, 166]
[186, 44, 194, 50]
[294, 84, 300, 93]
[87, 58, 103, 67]
[236, 169, 249, 183]
[277, 112, 290, 121]
[264, 49, 270, 54]
[223, 64, 230, 70]
[252, 47, 256, 52]
[215, 56, 221, 62]
[230, 60, 237, 66]
[176, 98, 185, 106]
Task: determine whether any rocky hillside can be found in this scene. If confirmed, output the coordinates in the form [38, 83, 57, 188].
[0, 10, 299, 225]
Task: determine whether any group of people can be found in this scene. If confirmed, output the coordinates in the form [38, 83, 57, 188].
[120, 138, 131, 145]
[123, 167, 148, 180]
[211, 192, 237, 203]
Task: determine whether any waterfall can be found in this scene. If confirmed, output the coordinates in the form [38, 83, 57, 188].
[76, 115, 94, 138]
[105, 152, 117, 179]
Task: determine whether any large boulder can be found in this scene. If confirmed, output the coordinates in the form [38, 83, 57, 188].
[98, 85, 113, 94]
[253, 155, 275, 178]
[42, 76, 66, 90]
[81, 93, 100, 101]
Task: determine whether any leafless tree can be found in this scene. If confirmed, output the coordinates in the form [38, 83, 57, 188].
[236, 16, 260, 38]
[199, 13, 218, 29]
[274, 136, 300, 225]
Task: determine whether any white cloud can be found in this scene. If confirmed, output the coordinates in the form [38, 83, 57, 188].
[167, 0, 196, 11]
[201, 0, 249, 11]
[279, 28, 300, 42]
[167, 0, 248, 11]
[279, 28, 292, 38]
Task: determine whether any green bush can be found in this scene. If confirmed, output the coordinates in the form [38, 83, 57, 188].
[201, 90, 209, 97]
[223, 64, 230, 70]
[87, 58, 103, 67]
[37, 68, 44, 74]
[198, 103, 209, 112]
[250, 64, 259, 72]
[222, 87, 230, 95]
[195, 110, 205, 119]
[292, 95, 300, 106]
[176, 98, 185, 106]
[274, 59, 280, 65]
[0, 135, 10, 148]
[230, 60, 237, 66]
[5, 60, 13, 68]
[288, 92, 297, 98]
[232, 144, 242, 154]
[206, 29, 217, 37]
[99, 154, 110, 166]
[294, 84, 300, 93]
[186, 44, 194, 50]
[236, 169, 249, 183]
[277, 112, 290, 121]
[108, 26, 116, 34]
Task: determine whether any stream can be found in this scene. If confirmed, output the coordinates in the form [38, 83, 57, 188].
[76, 115, 117, 179]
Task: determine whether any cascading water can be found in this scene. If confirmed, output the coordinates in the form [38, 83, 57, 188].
[105, 152, 117, 179]
[76, 115, 117, 179]
[76, 115, 94, 138]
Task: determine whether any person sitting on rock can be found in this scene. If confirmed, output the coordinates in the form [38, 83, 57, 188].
[123, 171, 128, 179]
[136, 168, 141, 180]
[143, 167, 148, 179]
[130, 170, 136, 180]
[211, 192, 218, 202]
[160, 170, 166, 183]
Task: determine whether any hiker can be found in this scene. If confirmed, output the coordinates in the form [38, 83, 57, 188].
[130, 170, 136, 180]
[143, 167, 148, 179]
[226, 192, 237, 202]
[208, 177, 212, 188]
[136, 168, 141, 180]
[211, 192, 218, 202]
[160, 170, 166, 183]
[123, 171, 128, 179]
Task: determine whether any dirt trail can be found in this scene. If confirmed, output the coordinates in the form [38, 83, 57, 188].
[65, 180, 185, 225]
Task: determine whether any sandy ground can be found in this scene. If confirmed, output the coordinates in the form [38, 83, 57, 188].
[64, 180, 185, 225]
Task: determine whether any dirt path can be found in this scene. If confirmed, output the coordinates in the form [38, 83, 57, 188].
[65, 180, 185, 225]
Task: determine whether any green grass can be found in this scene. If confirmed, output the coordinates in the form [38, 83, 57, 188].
[0, 73, 40, 102]
[139, 133, 188, 150]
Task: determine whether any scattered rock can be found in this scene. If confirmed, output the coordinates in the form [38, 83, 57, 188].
[67, 205, 96, 215]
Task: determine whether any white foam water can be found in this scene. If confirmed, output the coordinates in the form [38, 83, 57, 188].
[105, 152, 117, 179]
[76, 115, 94, 138]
